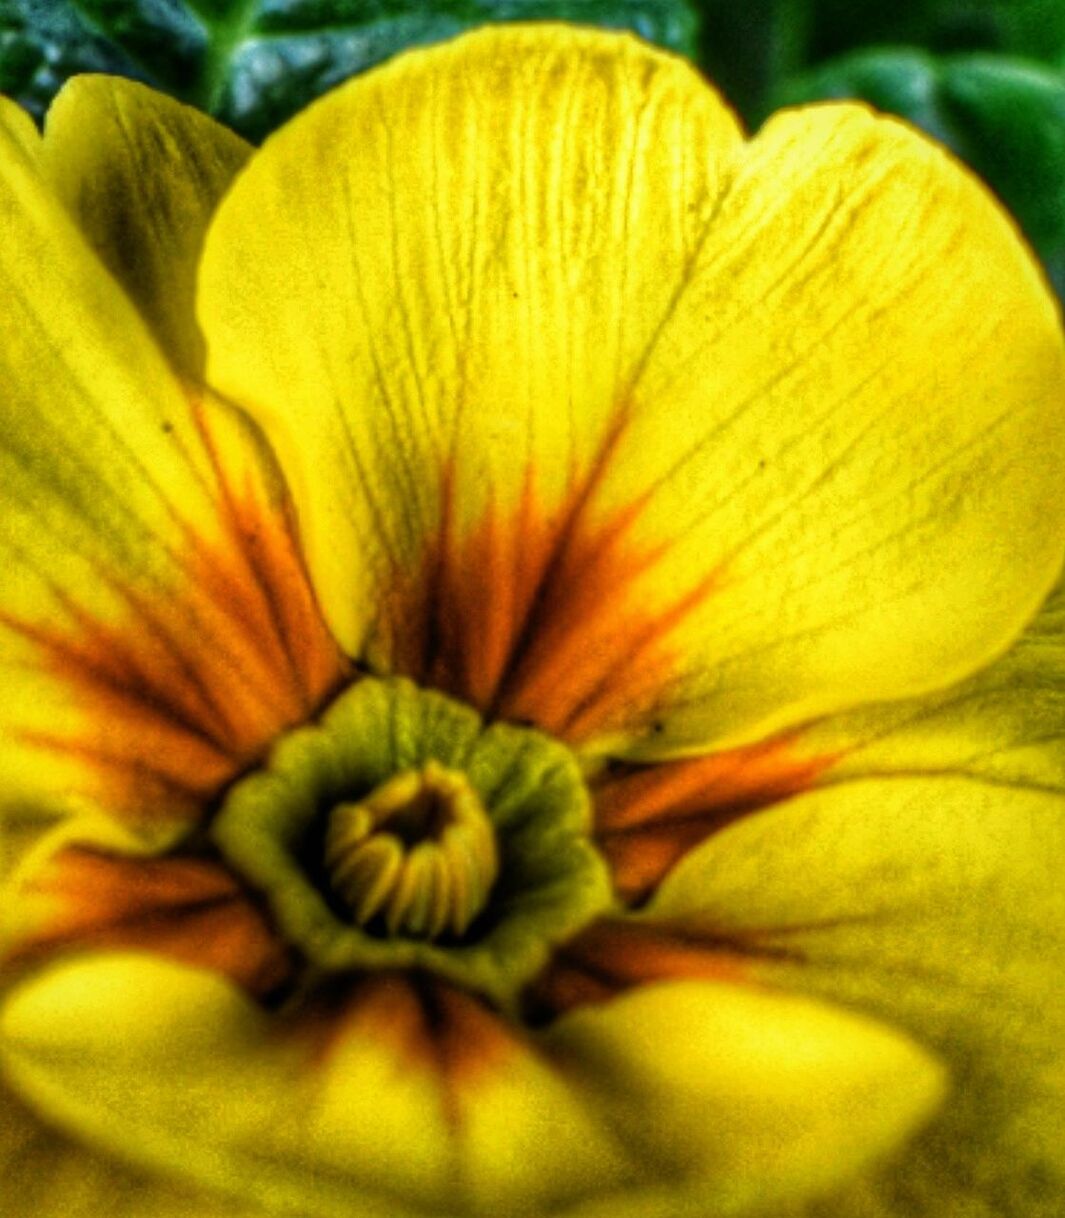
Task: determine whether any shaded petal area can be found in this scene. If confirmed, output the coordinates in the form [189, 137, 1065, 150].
[0, 96, 344, 837]
[0, 1075, 265, 1218]
[42, 76, 251, 378]
[0, 954, 942, 1218]
[199, 24, 1065, 763]
[643, 775, 1065, 1218]
[525, 917, 752, 1018]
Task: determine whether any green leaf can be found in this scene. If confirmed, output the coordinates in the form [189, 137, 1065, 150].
[806, 0, 1065, 68]
[1, 0, 700, 141]
[692, 0, 1065, 124]
[1, 1, 147, 117]
[694, 0, 811, 127]
[772, 49, 1065, 297]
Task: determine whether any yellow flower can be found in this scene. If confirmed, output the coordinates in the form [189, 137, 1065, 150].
[1, 22, 1065, 1218]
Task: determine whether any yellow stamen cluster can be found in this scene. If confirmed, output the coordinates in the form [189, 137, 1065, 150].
[324, 761, 499, 940]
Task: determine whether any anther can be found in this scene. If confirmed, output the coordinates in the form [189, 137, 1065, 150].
[324, 761, 499, 940]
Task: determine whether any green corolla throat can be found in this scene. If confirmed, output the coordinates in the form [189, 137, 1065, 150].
[210, 676, 613, 1004]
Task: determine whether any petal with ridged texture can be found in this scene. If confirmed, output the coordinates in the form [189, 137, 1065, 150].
[198, 24, 1065, 762]
[42, 75, 250, 379]
[0, 96, 343, 841]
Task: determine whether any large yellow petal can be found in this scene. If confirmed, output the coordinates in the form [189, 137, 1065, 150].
[0, 953, 942, 1218]
[545, 979, 943, 1218]
[198, 24, 1065, 761]
[196, 25, 741, 725]
[643, 775, 1065, 1218]
[0, 99, 343, 836]
[42, 76, 251, 378]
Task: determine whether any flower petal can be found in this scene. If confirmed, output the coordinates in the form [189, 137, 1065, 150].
[196, 25, 740, 723]
[783, 571, 1065, 794]
[5, 840, 292, 998]
[584, 102, 1065, 759]
[0, 1076, 263, 1218]
[198, 24, 1065, 760]
[42, 76, 251, 378]
[0, 957, 624, 1217]
[543, 978, 944, 1217]
[0, 109, 343, 834]
[644, 775, 1065, 1217]
[590, 567, 1065, 901]
[0, 952, 943, 1218]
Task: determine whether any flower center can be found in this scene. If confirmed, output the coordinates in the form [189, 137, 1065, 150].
[209, 676, 613, 1002]
[324, 761, 498, 940]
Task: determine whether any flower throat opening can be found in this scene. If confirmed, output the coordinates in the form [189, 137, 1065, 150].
[325, 761, 498, 940]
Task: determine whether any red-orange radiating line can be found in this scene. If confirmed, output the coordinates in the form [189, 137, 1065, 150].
[525, 918, 752, 1021]
[293, 973, 521, 1107]
[5, 409, 347, 826]
[8, 846, 292, 998]
[379, 429, 724, 747]
[592, 738, 839, 902]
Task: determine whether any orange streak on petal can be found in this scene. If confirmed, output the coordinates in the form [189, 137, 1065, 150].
[379, 433, 722, 746]
[526, 918, 750, 1021]
[592, 738, 839, 902]
[295, 974, 520, 1101]
[377, 467, 561, 711]
[426, 981, 522, 1090]
[6, 422, 347, 827]
[193, 407, 347, 711]
[524, 559, 724, 744]
[8, 847, 292, 998]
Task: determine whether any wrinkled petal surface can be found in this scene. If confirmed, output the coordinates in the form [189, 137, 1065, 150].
[199, 24, 1065, 760]
[0, 94, 342, 836]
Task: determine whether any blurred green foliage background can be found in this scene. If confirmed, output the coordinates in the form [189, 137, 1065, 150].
[4, 0, 1065, 293]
